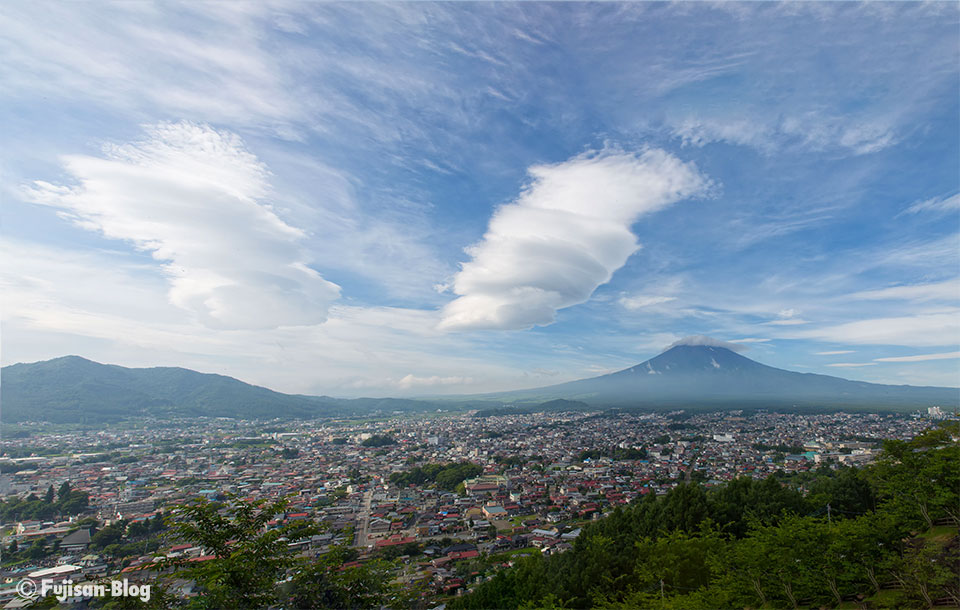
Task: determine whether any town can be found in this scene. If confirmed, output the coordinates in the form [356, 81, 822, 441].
[0, 408, 939, 607]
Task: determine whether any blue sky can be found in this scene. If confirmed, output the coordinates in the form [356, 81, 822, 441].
[2, 2, 958, 395]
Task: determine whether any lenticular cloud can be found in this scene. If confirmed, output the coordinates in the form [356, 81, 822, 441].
[24, 122, 340, 330]
[439, 148, 710, 331]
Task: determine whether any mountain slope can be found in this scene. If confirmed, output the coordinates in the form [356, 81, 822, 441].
[3, 347, 956, 423]
[495, 345, 959, 410]
[0, 356, 437, 423]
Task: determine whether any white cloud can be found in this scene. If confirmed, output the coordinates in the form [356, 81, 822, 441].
[816, 350, 854, 355]
[766, 318, 810, 326]
[848, 279, 960, 302]
[827, 362, 876, 368]
[1, 239, 604, 396]
[877, 234, 960, 270]
[23, 122, 340, 330]
[792, 312, 960, 348]
[728, 338, 770, 344]
[673, 117, 774, 151]
[666, 335, 747, 353]
[397, 374, 474, 389]
[439, 148, 709, 330]
[619, 295, 677, 310]
[903, 192, 960, 215]
[874, 351, 960, 363]
[671, 113, 899, 156]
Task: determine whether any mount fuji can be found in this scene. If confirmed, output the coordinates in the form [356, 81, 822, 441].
[495, 341, 958, 411]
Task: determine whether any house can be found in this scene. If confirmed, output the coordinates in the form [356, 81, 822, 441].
[482, 505, 507, 519]
[78, 554, 108, 577]
[60, 528, 91, 553]
[28, 565, 82, 584]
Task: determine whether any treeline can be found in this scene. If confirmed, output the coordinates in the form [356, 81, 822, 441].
[0, 481, 88, 522]
[753, 442, 805, 454]
[389, 462, 483, 491]
[361, 434, 396, 447]
[451, 425, 959, 609]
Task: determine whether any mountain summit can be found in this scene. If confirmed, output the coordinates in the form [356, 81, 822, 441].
[499, 343, 958, 410]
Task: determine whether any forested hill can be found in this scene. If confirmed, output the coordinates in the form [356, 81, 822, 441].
[450, 424, 959, 610]
[0, 356, 439, 423]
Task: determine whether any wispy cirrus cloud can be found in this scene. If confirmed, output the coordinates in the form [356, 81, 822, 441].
[790, 312, 960, 348]
[827, 362, 876, 368]
[619, 295, 677, 310]
[439, 148, 710, 331]
[902, 192, 960, 215]
[874, 351, 960, 363]
[848, 279, 959, 302]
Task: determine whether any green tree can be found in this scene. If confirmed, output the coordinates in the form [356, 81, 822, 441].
[872, 437, 960, 528]
[91, 524, 124, 549]
[632, 526, 726, 596]
[27, 538, 48, 560]
[806, 466, 876, 517]
[91, 582, 178, 609]
[58, 490, 90, 516]
[289, 547, 399, 609]
[892, 538, 960, 608]
[166, 494, 317, 609]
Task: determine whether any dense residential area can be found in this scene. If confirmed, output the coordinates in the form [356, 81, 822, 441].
[1, 409, 954, 608]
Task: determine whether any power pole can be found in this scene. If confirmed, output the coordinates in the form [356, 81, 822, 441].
[660, 579, 665, 604]
[827, 503, 831, 524]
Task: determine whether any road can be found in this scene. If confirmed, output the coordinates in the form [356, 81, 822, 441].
[354, 488, 373, 548]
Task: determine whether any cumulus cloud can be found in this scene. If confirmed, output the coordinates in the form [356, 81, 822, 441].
[439, 148, 709, 330]
[666, 335, 747, 353]
[23, 122, 340, 329]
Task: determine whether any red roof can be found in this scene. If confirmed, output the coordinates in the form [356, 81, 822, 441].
[375, 536, 416, 548]
[447, 550, 480, 561]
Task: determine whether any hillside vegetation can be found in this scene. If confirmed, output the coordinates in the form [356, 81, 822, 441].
[1, 356, 438, 423]
[451, 424, 959, 609]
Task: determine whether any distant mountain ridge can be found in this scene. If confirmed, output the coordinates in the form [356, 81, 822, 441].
[0, 356, 437, 423]
[495, 344, 959, 410]
[2, 346, 957, 424]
